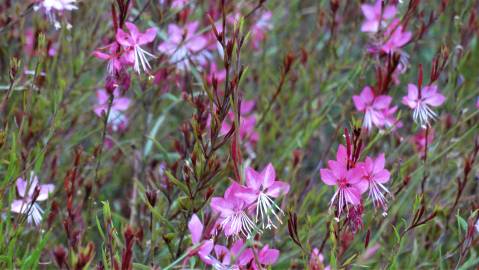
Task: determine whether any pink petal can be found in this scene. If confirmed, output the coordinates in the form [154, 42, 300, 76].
[266, 181, 290, 197]
[198, 240, 214, 265]
[210, 197, 234, 217]
[360, 86, 375, 104]
[261, 163, 276, 188]
[16, 178, 27, 198]
[361, 20, 379, 32]
[245, 167, 261, 190]
[383, 6, 397, 19]
[336, 144, 348, 166]
[353, 95, 366, 111]
[113, 97, 131, 111]
[259, 246, 280, 265]
[373, 95, 392, 109]
[11, 200, 27, 213]
[320, 169, 337, 185]
[36, 184, 54, 201]
[374, 170, 390, 184]
[116, 29, 134, 47]
[361, 4, 376, 20]
[138, 28, 157, 45]
[188, 214, 203, 244]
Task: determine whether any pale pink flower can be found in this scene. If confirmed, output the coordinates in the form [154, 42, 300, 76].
[309, 248, 331, 270]
[382, 105, 402, 129]
[158, 22, 209, 70]
[188, 214, 215, 265]
[320, 146, 367, 220]
[34, 0, 77, 29]
[251, 11, 273, 49]
[210, 183, 259, 238]
[380, 19, 412, 54]
[353, 86, 393, 130]
[116, 22, 156, 73]
[11, 172, 54, 225]
[235, 163, 289, 230]
[402, 83, 446, 127]
[360, 0, 397, 33]
[94, 89, 131, 132]
[207, 62, 227, 84]
[358, 154, 391, 213]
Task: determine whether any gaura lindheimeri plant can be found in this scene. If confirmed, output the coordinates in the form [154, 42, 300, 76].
[352, 86, 394, 130]
[249, 244, 280, 270]
[357, 153, 391, 214]
[210, 183, 259, 238]
[402, 83, 446, 127]
[412, 128, 435, 158]
[320, 145, 367, 220]
[235, 163, 289, 230]
[157, 21, 209, 70]
[94, 88, 131, 132]
[360, 0, 397, 33]
[11, 172, 54, 225]
[116, 22, 156, 74]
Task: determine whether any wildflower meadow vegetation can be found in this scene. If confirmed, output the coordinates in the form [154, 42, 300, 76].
[1, 0, 479, 269]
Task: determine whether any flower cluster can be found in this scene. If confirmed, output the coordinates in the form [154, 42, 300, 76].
[320, 142, 391, 222]
[11, 172, 54, 225]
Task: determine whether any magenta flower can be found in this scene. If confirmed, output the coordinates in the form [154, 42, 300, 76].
[353, 86, 393, 130]
[382, 105, 402, 130]
[93, 42, 126, 74]
[250, 245, 280, 270]
[213, 240, 254, 269]
[11, 172, 54, 225]
[188, 214, 215, 265]
[380, 19, 412, 54]
[220, 100, 259, 146]
[251, 11, 273, 49]
[402, 83, 446, 127]
[210, 183, 259, 238]
[235, 163, 289, 229]
[358, 154, 391, 213]
[116, 22, 156, 73]
[94, 89, 131, 132]
[320, 146, 367, 219]
[360, 0, 397, 33]
[158, 22, 209, 70]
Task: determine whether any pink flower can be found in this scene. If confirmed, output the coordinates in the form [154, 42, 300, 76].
[158, 22, 209, 70]
[250, 245, 280, 270]
[207, 62, 226, 84]
[380, 19, 412, 54]
[251, 11, 273, 49]
[93, 42, 126, 74]
[220, 100, 259, 146]
[353, 86, 393, 130]
[235, 163, 289, 229]
[320, 146, 367, 219]
[412, 128, 434, 157]
[358, 154, 391, 212]
[402, 83, 446, 127]
[11, 172, 54, 225]
[360, 0, 397, 33]
[210, 183, 259, 238]
[34, 0, 77, 29]
[116, 22, 156, 73]
[188, 214, 214, 265]
[476, 97, 479, 109]
[213, 240, 254, 269]
[309, 248, 331, 270]
[382, 105, 402, 130]
[94, 89, 131, 132]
